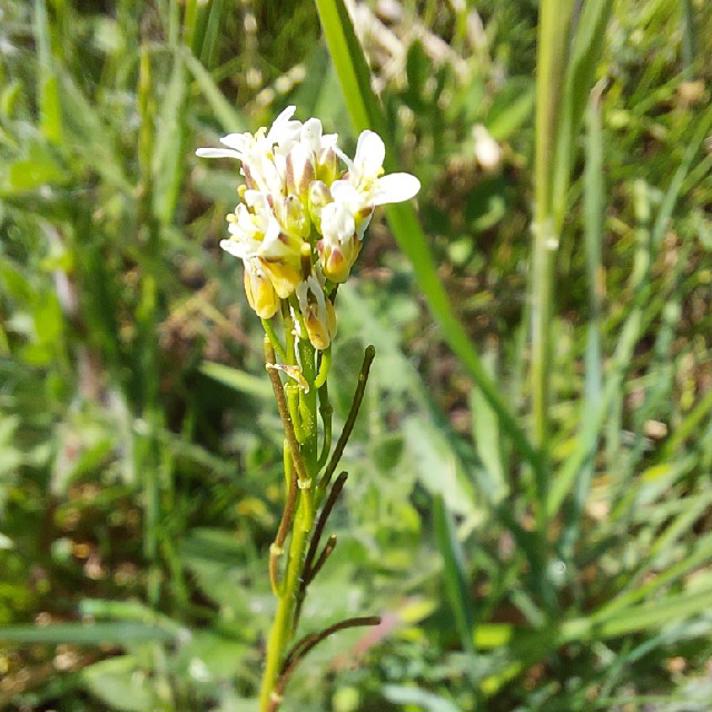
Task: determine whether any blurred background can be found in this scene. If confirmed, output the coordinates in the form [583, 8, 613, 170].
[1, 0, 712, 710]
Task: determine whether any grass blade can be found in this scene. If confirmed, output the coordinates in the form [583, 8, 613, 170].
[470, 349, 508, 503]
[551, 0, 613, 228]
[433, 495, 475, 659]
[152, 51, 188, 225]
[562, 87, 605, 555]
[199, 361, 272, 399]
[183, 49, 247, 133]
[33, 0, 63, 145]
[0, 622, 177, 645]
[549, 104, 712, 518]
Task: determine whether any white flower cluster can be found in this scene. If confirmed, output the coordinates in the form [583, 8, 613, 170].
[197, 106, 420, 350]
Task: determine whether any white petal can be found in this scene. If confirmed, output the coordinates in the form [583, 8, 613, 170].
[268, 106, 301, 148]
[356, 210, 373, 239]
[286, 142, 312, 192]
[263, 215, 282, 246]
[273, 105, 297, 126]
[196, 147, 242, 159]
[329, 180, 361, 208]
[296, 279, 308, 311]
[354, 130, 385, 177]
[371, 173, 420, 205]
[244, 190, 268, 210]
[220, 133, 251, 151]
[332, 144, 353, 171]
[220, 239, 247, 258]
[321, 201, 355, 243]
[300, 118, 323, 154]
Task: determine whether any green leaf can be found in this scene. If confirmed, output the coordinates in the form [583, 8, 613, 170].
[33, 0, 63, 145]
[561, 89, 605, 554]
[0, 622, 177, 644]
[433, 495, 476, 659]
[81, 655, 158, 712]
[403, 417, 478, 520]
[58, 72, 131, 191]
[589, 588, 712, 639]
[485, 77, 535, 141]
[470, 350, 507, 504]
[5, 141, 67, 192]
[198, 0, 226, 69]
[383, 685, 460, 712]
[152, 51, 188, 224]
[551, 0, 613, 228]
[184, 49, 247, 133]
[199, 361, 272, 399]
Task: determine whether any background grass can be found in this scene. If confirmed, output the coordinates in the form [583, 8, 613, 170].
[1, 0, 712, 710]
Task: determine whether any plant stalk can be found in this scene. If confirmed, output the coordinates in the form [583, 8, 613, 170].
[259, 492, 313, 711]
[260, 335, 318, 710]
[531, 0, 572, 505]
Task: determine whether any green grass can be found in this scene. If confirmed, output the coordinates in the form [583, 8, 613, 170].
[1, 0, 711, 710]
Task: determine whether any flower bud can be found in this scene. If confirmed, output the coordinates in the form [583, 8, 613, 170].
[304, 297, 336, 350]
[316, 146, 339, 185]
[285, 143, 314, 200]
[318, 200, 360, 283]
[283, 195, 310, 239]
[307, 180, 332, 232]
[243, 260, 279, 318]
[317, 238, 361, 284]
[261, 258, 302, 299]
[296, 276, 337, 350]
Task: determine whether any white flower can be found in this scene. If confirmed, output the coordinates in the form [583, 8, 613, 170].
[221, 190, 302, 299]
[221, 191, 281, 259]
[335, 129, 420, 208]
[196, 107, 420, 322]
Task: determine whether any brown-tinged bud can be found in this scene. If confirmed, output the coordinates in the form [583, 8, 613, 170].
[243, 260, 279, 318]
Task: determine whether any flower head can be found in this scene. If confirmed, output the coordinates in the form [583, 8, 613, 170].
[197, 108, 420, 349]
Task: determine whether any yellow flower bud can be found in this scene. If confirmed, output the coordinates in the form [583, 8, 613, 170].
[316, 236, 361, 284]
[261, 258, 302, 299]
[243, 260, 279, 318]
[296, 276, 337, 350]
[304, 297, 336, 350]
[316, 146, 339, 186]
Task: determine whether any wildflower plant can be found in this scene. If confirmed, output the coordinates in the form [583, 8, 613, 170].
[197, 107, 419, 710]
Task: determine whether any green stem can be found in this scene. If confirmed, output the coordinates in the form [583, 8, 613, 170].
[259, 493, 313, 712]
[259, 336, 320, 710]
[532, 3, 572, 465]
[530, 0, 572, 610]
[317, 381, 333, 470]
[532, 0, 571, 456]
[262, 317, 287, 363]
[318, 345, 374, 495]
